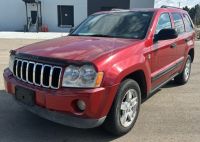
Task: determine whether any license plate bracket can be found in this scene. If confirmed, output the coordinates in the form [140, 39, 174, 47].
[15, 86, 35, 106]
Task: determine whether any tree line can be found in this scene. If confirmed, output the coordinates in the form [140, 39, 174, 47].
[183, 4, 200, 25]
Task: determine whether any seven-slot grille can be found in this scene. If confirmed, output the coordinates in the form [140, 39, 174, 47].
[13, 58, 62, 89]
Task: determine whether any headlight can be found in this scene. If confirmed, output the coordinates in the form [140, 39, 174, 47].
[79, 66, 96, 85]
[9, 55, 14, 73]
[62, 65, 104, 88]
[64, 66, 80, 83]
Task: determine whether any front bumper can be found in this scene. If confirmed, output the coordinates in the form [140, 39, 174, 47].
[3, 68, 118, 128]
[12, 95, 106, 128]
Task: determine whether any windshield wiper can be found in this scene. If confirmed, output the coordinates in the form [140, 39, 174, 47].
[70, 34, 79, 36]
[88, 34, 111, 37]
[70, 34, 112, 37]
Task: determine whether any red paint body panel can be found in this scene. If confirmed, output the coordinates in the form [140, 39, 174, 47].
[4, 68, 116, 119]
[3, 8, 195, 121]
[16, 36, 141, 64]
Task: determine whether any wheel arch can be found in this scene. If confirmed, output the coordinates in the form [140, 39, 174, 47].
[121, 70, 148, 98]
[99, 55, 151, 118]
[188, 48, 194, 63]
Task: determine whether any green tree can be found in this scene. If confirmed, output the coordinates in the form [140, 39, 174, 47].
[189, 7, 195, 23]
[183, 4, 200, 25]
[183, 6, 190, 12]
[194, 4, 200, 25]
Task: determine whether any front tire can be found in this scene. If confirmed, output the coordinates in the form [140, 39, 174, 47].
[103, 79, 141, 136]
[174, 55, 191, 85]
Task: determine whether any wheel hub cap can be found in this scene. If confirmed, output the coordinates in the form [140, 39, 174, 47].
[120, 89, 138, 127]
[184, 59, 191, 81]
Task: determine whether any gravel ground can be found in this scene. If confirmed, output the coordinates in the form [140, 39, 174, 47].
[0, 39, 200, 142]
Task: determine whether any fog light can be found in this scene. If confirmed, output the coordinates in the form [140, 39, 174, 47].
[77, 100, 86, 111]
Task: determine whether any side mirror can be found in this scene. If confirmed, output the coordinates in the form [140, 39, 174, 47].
[69, 28, 74, 33]
[154, 28, 178, 42]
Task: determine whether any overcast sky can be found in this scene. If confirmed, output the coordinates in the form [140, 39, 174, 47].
[155, 0, 200, 8]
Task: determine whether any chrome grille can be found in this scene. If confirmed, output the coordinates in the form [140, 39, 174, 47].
[28, 62, 35, 84]
[17, 59, 22, 80]
[34, 63, 43, 86]
[22, 61, 28, 82]
[13, 58, 62, 89]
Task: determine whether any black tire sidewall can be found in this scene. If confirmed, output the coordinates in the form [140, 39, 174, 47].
[114, 79, 141, 135]
[183, 55, 192, 83]
[174, 55, 192, 85]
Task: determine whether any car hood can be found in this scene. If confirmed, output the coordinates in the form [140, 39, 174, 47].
[16, 36, 142, 63]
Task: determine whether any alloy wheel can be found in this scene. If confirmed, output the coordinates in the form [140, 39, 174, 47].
[120, 89, 138, 128]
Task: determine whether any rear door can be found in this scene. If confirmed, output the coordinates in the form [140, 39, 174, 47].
[182, 13, 195, 56]
[171, 13, 187, 66]
[183, 13, 195, 39]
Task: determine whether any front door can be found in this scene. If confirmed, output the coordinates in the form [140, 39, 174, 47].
[31, 11, 37, 24]
[151, 12, 177, 88]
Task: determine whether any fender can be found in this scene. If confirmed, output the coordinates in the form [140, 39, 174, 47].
[103, 54, 151, 91]
[97, 54, 152, 117]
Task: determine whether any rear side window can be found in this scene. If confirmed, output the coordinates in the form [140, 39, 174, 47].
[155, 13, 172, 34]
[172, 13, 185, 34]
[183, 14, 193, 32]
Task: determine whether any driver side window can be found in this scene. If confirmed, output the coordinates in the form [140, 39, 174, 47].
[155, 13, 172, 34]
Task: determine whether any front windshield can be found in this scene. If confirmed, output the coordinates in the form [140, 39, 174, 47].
[70, 11, 154, 39]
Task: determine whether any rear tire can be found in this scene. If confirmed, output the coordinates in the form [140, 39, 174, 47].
[103, 79, 141, 136]
[174, 55, 191, 85]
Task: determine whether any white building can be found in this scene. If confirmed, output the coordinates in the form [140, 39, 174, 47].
[0, 0, 155, 32]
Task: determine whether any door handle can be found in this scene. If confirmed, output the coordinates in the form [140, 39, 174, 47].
[185, 38, 190, 42]
[170, 43, 177, 49]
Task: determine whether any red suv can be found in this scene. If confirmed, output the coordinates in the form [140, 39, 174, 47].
[4, 6, 195, 135]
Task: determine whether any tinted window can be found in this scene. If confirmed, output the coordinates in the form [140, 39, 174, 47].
[155, 13, 172, 34]
[183, 14, 193, 32]
[172, 13, 185, 34]
[71, 12, 154, 39]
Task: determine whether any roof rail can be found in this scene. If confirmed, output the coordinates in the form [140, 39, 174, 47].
[161, 5, 182, 10]
[111, 8, 124, 11]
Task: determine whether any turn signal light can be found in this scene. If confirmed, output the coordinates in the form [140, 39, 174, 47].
[94, 72, 104, 87]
